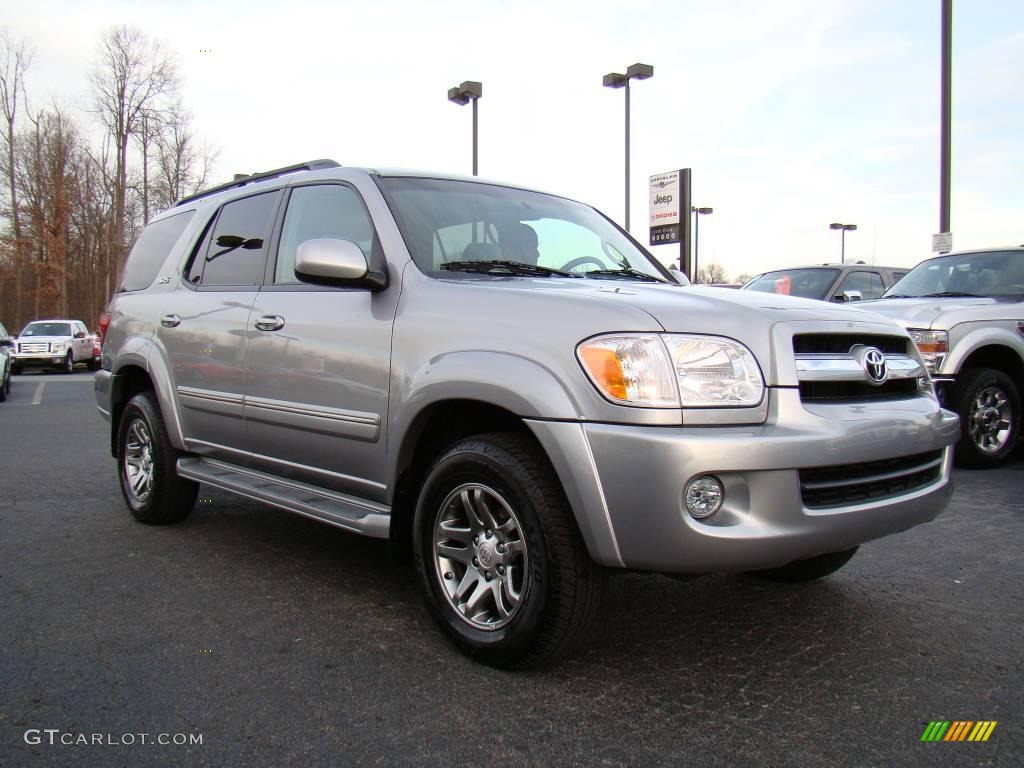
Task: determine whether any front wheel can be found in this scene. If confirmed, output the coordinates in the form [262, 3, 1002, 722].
[414, 433, 603, 668]
[61, 352, 74, 374]
[951, 368, 1019, 469]
[117, 391, 197, 524]
[748, 546, 859, 583]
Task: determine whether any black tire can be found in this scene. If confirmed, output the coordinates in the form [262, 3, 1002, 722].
[0, 372, 7, 402]
[117, 391, 197, 524]
[748, 546, 859, 583]
[951, 367, 1019, 469]
[86, 358, 98, 372]
[11, 364, 21, 375]
[413, 432, 603, 668]
[61, 352, 74, 374]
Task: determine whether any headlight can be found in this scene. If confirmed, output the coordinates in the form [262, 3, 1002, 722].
[576, 334, 678, 406]
[577, 333, 765, 408]
[50, 342, 65, 353]
[908, 329, 948, 373]
[663, 334, 765, 406]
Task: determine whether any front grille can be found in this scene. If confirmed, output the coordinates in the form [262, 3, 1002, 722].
[800, 379, 919, 402]
[793, 334, 908, 355]
[799, 450, 944, 509]
[18, 342, 48, 353]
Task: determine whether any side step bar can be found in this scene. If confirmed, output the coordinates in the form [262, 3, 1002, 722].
[177, 457, 389, 538]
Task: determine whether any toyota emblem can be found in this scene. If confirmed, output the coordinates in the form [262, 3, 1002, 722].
[862, 347, 889, 385]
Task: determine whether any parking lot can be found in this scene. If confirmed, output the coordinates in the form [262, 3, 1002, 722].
[1, 372, 1021, 767]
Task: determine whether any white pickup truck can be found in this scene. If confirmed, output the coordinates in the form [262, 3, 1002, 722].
[12, 319, 98, 374]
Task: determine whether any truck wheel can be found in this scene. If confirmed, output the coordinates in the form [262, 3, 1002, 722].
[414, 432, 604, 668]
[11, 363, 21, 375]
[0, 373, 7, 401]
[117, 391, 197, 524]
[748, 546, 858, 583]
[87, 359, 98, 372]
[61, 352, 74, 374]
[951, 368, 1019, 469]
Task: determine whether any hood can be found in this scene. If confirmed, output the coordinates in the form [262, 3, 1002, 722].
[858, 296, 1007, 329]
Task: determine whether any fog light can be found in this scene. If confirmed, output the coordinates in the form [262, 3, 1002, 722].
[684, 476, 723, 519]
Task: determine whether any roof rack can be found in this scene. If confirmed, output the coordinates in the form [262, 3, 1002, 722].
[175, 159, 341, 207]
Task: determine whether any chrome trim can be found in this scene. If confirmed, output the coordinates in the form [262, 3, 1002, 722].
[182, 438, 387, 491]
[244, 395, 379, 441]
[177, 386, 245, 405]
[794, 354, 923, 382]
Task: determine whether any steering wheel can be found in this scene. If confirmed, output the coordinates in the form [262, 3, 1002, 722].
[560, 256, 604, 273]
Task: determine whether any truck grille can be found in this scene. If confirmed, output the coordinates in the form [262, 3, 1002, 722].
[18, 342, 49, 353]
[792, 333, 924, 403]
[793, 334, 908, 355]
[799, 450, 944, 509]
[799, 379, 919, 402]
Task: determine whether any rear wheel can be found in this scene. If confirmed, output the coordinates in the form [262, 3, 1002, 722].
[748, 546, 859, 583]
[414, 433, 603, 668]
[951, 368, 1019, 469]
[86, 358, 98, 372]
[117, 391, 197, 524]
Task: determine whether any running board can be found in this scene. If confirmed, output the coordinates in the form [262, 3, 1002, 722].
[176, 457, 389, 538]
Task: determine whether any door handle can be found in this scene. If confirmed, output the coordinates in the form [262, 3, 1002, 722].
[255, 315, 285, 332]
[160, 314, 181, 328]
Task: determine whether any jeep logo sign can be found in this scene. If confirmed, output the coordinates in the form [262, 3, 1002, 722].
[649, 171, 680, 228]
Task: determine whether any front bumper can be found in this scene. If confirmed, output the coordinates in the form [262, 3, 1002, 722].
[13, 353, 67, 368]
[528, 388, 960, 573]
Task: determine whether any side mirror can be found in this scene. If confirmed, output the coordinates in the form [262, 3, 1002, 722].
[75, 331, 87, 339]
[295, 238, 387, 290]
[668, 267, 691, 286]
[0, 338, 12, 347]
[836, 290, 863, 302]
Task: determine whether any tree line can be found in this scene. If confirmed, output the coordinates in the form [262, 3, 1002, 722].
[0, 26, 218, 333]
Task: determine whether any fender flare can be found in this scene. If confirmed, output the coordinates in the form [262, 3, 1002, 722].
[111, 335, 186, 452]
[944, 326, 1024, 375]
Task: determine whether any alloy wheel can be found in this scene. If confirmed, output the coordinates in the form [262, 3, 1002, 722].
[123, 418, 155, 503]
[968, 385, 1013, 454]
[432, 483, 529, 630]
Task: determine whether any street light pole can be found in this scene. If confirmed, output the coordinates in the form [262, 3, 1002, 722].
[692, 206, 713, 282]
[829, 222, 857, 263]
[603, 63, 653, 232]
[940, 0, 952, 239]
[448, 81, 483, 176]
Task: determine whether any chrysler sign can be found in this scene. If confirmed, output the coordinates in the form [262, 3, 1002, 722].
[649, 171, 681, 245]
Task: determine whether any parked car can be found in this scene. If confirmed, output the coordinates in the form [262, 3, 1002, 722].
[742, 263, 909, 303]
[97, 159, 959, 667]
[12, 319, 97, 374]
[0, 321, 13, 401]
[861, 247, 1024, 468]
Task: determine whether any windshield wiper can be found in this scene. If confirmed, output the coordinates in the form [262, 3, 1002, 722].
[439, 260, 577, 278]
[881, 294, 916, 299]
[918, 291, 981, 298]
[582, 267, 663, 283]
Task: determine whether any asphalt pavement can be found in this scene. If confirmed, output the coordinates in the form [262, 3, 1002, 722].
[1, 371, 1021, 767]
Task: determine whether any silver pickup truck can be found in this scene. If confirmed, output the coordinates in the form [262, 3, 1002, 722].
[96, 160, 960, 667]
[13, 319, 97, 374]
[863, 246, 1024, 468]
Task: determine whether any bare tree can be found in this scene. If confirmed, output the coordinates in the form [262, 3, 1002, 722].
[0, 30, 32, 326]
[734, 272, 753, 285]
[90, 25, 178, 292]
[153, 104, 218, 210]
[696, 262, 728, 285]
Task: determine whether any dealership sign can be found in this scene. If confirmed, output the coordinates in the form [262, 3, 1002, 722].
[649, 171, 681, 245]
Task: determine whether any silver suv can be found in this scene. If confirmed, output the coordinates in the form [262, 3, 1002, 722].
[96, 160, 959, 667]
[863, 247, 1024, 468]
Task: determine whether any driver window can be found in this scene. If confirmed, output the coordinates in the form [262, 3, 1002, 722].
[276, 185, 374, 284]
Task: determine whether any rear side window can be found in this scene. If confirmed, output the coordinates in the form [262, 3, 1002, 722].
[118, 210, 196, 292]
[189, 191, 280, 286]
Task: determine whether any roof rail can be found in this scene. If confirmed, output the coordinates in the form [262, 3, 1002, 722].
[175, 159, 341, 207]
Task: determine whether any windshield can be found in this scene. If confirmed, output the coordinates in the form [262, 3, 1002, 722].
[884, 251, 1024, 298]
[742, 268, 839, 300]
[380, 177, 671, 282]
[21, 322, 72, 337]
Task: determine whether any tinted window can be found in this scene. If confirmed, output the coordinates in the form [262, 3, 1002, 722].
[118, 210, 196, 292]
[836, 271, 885, 300]
[22, 322, 72, 337]
[275, 185, 375, 284]
[191, 192, 279, 286]
[743, 268, 839, 300]
[886, 251, 1024, 298]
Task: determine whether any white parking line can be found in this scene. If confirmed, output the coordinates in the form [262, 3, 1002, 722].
[32, 382, 45, 405]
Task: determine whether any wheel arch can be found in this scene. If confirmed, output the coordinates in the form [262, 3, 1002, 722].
[109, 339, 184, 458]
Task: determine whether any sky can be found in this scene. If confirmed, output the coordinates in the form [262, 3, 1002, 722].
[4, 0, 1022, 278]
